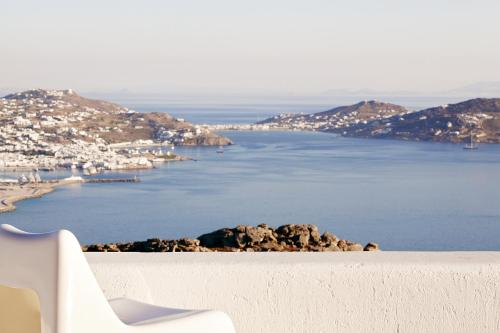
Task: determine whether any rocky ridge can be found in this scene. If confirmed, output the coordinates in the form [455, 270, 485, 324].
[83, 223, 379, 252]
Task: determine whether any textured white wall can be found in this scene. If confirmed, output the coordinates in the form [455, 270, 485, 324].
[87, 252, 500, 333]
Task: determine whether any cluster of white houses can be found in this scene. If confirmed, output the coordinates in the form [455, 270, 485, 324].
[0, 89, 196, 172]
[202, 124, 273, 131]
[259, 107, 411, 132]
[254, 101, 496, 142]
[0, 139, 158, 171]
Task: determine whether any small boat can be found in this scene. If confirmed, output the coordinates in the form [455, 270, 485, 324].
[463, 133, 478, 150]
[216, 145, 224, 154]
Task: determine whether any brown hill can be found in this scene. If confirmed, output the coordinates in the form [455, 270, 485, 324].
[314, 100, 408, 120]
[2, 89, 231, 146]
[342, 98, 500, 143]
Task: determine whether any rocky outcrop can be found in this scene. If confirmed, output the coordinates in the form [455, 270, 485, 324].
[84, 237, 211, 252]
[83, 224, 379, 252]
[363, 242, 380, 251]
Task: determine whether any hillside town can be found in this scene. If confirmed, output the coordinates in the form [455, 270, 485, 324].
[257, 99, 500, 143]
[202, 123, 274, 131]
[0, 89, 231, 171]
[258, 101, 412, 131]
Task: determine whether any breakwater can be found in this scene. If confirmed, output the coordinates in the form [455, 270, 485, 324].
[84, 177, 141, 184]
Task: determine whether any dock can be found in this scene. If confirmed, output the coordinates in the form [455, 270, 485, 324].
[84, 177, 141, 184]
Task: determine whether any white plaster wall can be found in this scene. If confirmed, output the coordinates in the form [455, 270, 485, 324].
[88, 252, 500, 333]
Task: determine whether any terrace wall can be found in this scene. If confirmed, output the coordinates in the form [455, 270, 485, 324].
[88, 252, 500, 333]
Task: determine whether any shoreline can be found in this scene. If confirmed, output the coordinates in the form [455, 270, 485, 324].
[211, 125, 500, 144]
[0, 153, 191, 214]
[213, 127, 500, 146]
[0, 183, 57, 213]
[0, 177, 139, 214]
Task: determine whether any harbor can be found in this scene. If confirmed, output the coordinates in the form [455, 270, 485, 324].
[0, 175, 141, 213]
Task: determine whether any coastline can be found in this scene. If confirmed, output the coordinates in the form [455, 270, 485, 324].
[0, 183, 57, 213]
[0, 152, 192, 214]
[0, 177, 108, 214]
[210, 125, 500, 144]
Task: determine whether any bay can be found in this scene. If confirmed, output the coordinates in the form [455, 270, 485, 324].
[1, 101, 499, 250]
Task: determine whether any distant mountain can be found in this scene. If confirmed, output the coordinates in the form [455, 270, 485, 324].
[257, 98, 500, 143]
[443, 82, 500, 98]
[320, 88, 419, 97]
[320, 82, 500, 99]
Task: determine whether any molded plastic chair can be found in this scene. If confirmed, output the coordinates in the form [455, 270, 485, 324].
[0, 224, 236, 333]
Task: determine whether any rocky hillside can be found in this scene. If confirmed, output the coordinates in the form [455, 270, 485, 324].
[315, 100, 408, 120]
[83, 223, 380, 252]
[258, 100, 410, 131]
[1, 89, 231, 146]
[339, 98, 500, 143]
[257, 98, 500, 143]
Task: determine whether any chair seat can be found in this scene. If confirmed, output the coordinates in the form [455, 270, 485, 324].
[109, 298, 201, 325]
[108, 297, 234, 332]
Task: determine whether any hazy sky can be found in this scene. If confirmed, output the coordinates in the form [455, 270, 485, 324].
[1, 0, 499, 95]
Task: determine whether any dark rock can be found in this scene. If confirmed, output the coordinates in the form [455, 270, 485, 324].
[257, 241, 284, 252]
[276, 224, 316, 248]
[198, 228, 238, 248]
[321, 231, 338, 245]
[323, 244, 341, 252]
[364, 242, 380, 251]
[308, 225, 321, 244]
[337, 239, 348, 251]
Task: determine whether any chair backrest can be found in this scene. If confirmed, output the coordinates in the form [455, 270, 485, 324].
[0, 224, 122, 333]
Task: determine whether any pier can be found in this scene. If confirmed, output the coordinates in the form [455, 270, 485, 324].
[84, 177, 141, 184]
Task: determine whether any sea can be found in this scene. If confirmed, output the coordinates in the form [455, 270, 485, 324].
[1, 99, 499, 250]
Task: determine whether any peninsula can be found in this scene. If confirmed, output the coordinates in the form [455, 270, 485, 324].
[0, 89, 231, 171]
[0, 176, 140, 213]
[256, 98, 500, 143]
[0, 182, 57, 213]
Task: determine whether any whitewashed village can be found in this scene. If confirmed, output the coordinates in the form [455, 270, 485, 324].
[0, 89, 231, 177]
[257, 101, 410, 131]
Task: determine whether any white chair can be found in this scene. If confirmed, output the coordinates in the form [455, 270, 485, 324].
[0, 224, 236, 333]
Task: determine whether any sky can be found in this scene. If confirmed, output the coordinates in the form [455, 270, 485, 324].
[1, 0, 500, 96]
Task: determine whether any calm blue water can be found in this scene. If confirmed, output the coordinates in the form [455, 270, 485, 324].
[118, 101, 332, 124]
[1, 101, 500, 250]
